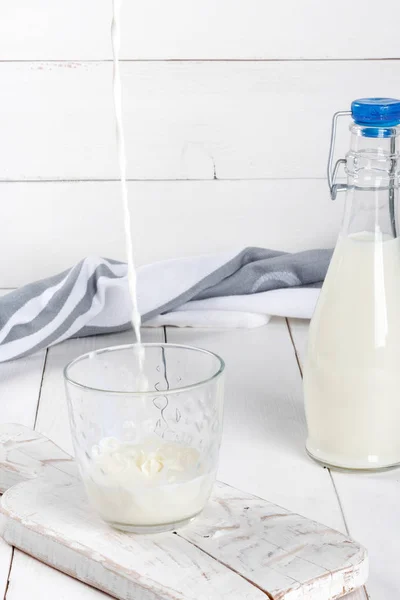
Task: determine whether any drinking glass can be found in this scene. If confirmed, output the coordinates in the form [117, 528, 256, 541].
[64, 343, 225, 533]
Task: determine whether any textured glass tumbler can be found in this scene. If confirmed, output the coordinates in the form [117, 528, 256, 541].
[64, 343, 225, 533]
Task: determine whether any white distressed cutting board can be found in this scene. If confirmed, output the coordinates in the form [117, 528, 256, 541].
[0, 424, 368, 600]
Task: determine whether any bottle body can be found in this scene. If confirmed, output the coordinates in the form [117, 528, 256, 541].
[305, 121, 400, 470]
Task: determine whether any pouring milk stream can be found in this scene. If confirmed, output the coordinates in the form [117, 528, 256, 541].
[111, 0, 143, 362]
[81, 0, 214, 528]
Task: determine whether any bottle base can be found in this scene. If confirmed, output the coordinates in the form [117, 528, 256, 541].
[306, 442, 400, 472]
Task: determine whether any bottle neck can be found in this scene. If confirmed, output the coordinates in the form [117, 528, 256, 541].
[341, 124, 400, 239]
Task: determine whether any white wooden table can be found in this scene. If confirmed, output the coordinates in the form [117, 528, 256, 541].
[0, 314, 398, 599]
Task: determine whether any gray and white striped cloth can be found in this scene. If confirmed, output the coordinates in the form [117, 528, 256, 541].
[0, 247, 331, 362]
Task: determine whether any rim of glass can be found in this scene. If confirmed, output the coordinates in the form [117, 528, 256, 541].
[63, 342, 225, 396]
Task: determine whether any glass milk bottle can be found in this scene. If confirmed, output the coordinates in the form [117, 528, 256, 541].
[304, 98, 400, 470]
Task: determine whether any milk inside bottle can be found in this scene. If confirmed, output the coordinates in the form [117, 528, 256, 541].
[304, 98, 400, 470]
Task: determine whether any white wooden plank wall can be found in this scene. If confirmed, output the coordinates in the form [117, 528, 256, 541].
[1, 1, 400, 60]
[1, 0, 399, 288]
[1, 180, 343, 286]
[3, 61, 400, 182]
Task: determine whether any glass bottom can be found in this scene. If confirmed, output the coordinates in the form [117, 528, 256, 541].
[306, 441, 400, 473]
[105, 513, 199, 534]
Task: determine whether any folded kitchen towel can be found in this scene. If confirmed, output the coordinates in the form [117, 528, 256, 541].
[0, 247, 332, 362]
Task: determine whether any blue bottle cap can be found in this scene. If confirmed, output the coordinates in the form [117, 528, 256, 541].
[351, 98, 400, 127]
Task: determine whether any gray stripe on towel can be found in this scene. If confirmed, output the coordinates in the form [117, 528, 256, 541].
[0, 268, 70, 326]
[4, 262, 123, 357]
[142, 247, 331, 321]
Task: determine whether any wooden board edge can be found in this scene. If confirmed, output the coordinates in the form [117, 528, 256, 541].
[0, 514, 164, 600]
[0, 454, 369, 600]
